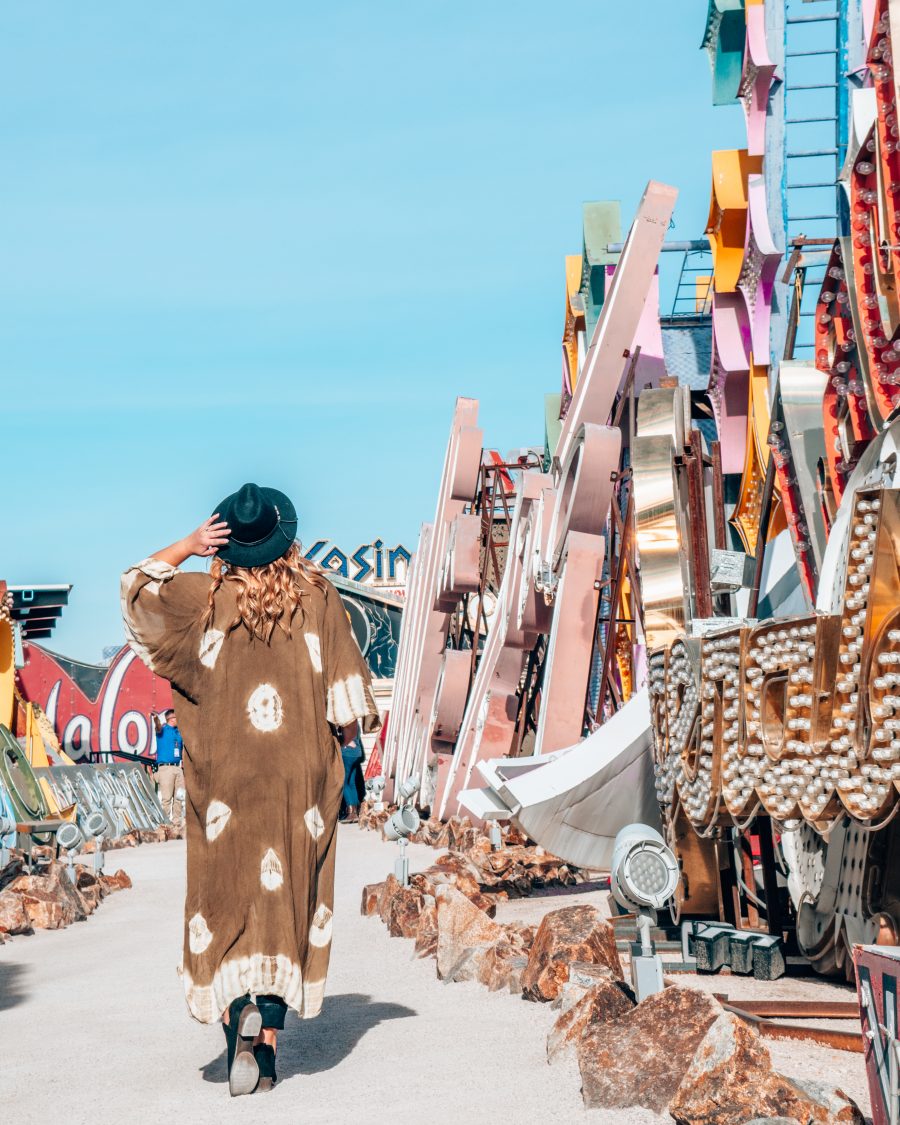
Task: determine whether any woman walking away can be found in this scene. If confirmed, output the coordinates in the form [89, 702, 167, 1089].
[120, 482, 380, 1096]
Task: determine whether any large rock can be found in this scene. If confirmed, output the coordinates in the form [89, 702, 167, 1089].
[0, 889, 31, 934]
[360, 881, 384, 916]
[521, 905, 623, 1002]
[376, 874, 401, 923]
[8, 863, 88, 930]
[578, 986, 721, 1112]
[99, 869, 132, 894]
[385, 886, 426, 938]
[547, 977, 633, 1063]
[475, 937, 530, 993]
[413, 900, 438, 958]
[669, 1012, 864, 1125]
[435, 885, 503, 980]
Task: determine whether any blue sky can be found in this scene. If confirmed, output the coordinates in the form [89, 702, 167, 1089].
[2, 2, 742, 660]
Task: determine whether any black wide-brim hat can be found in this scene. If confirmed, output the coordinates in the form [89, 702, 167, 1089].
[214, 482, 298, 568]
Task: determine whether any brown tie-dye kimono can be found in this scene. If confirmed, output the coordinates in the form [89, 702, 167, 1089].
[120, 558, 379, 1024]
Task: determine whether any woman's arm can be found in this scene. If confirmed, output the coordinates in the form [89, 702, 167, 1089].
[151, 516, 232, 568]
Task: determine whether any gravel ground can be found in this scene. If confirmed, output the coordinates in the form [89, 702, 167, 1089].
[0, 830, 666, 1125]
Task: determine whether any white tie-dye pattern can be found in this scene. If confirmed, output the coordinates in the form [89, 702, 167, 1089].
[304, 805, 325, 840]
[304, 633, 322, 673]
[199, 629, 225, 669]
[302, 978, 326, 1017]
[205, 800, 232, 842]
[308, 904, 333, 948]
[188, 913, 214, 954]
[260, 848, 284, 891]
[326, 673, 374, 727]
[120, 558, 180, 671]
[247, 683, 283, 732]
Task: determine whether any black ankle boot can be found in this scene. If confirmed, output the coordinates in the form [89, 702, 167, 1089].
[222, 995, 261, 1096]
[254, 1044, 278, 1092]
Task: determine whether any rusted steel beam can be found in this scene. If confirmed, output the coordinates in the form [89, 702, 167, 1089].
[684, 432, 713, 619]
[588, 491, 634, 725]
[755, 816, 785, 939]
[713, 996, 860, 1020]
[723, 1004, 863, 1053]
[710, 441, 727, 551]
[747, 452, 777, 618]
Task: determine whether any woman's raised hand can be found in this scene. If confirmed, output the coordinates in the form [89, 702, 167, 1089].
[186, 516, 232, 558]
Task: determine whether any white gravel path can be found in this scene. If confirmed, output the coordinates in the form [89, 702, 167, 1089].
[0, 829, 665, 1125]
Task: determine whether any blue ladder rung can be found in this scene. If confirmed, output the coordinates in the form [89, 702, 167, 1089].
[786, 14, 839, 23]
[786, 117, 838, 124]
[785, 49, 838, 57]
[787, 181, 837, 188]
[788, 83, 839, 91]
[788, 214, 838, 221]
[787, 149, 838, 157]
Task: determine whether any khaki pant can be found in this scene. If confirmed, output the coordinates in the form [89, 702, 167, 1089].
[156, 764, 185, 825]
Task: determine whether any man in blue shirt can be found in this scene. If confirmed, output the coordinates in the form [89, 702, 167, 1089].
[151, 709, 184, 826]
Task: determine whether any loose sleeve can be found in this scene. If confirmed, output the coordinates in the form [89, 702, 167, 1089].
[120, 558, 210, 697]
[319, 583, 381, 734]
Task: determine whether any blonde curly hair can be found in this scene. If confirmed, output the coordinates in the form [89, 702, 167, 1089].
[203, 543, 329, 642]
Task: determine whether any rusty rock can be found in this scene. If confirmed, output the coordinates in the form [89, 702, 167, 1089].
[414, 900, 438, 959]
[99, 869, 132, 893]
[578, 986, 721, 1113]
[360, 881, 384, 917]
[376, 874, 401, 923]
[0, 855, 25, 892]
[417, 862, 482, 902]
[385, 886, 426, 939]
[547, 978, 634, 1064]
[521, 905, 623, 1002]
[475, 938, 530, 993]
[9, 863, 88, 929]
[435, 885, 503, 981]
[0, 889, 31, 934]
[78, 884, 103, 913]
[669, 1012, 864, 1125]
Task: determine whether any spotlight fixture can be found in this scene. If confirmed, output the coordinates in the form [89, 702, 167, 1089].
[82, 811, 108, 874]
[611, 823, 680, 1002]
[57, 821, 86, 881]
[384, 774, 421, 885]
[383, 806, 421, 842]
[56, 822, 84, 853]
[365, 775, 387, 813]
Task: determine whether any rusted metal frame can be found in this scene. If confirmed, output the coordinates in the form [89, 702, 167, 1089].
[709, 439, 732, 617]
[783, 264, 805, 362]
[714, 836, 741, 929]
[586, 489, 634, 727]
[610, 346, 642, 432]
[468, 465, 497, 686]
[710, 441, 727, 551]
[722, 1004, 863, 1053]
[739, 831, 761, 929]
[512, 636, 547, 756]
[755, 816, 786, 939]
[713, 996, 860, 1020]
[747, 453, 778, 618]
[683, 430, 714, 620]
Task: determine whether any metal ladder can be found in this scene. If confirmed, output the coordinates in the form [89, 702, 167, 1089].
[781, 0, 845, 355]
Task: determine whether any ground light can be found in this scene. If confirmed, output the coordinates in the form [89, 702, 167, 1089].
[383, 775, 421, 886]
[56, 822, 85, 882]
[365, 775, 386, 812]
[81, 811, 108, 875]
[610, 823, 680, 1002]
